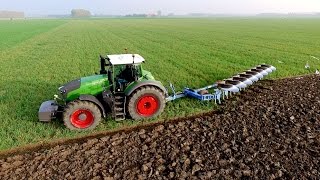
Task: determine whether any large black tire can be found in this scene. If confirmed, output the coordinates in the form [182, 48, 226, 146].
[63, 100, 102, 130]
[127, 86, 165, 120]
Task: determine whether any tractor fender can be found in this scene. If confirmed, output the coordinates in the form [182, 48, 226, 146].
[125, 80, 167, 97]
[78, 95, 106, 118]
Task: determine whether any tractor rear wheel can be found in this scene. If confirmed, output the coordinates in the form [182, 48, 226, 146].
[127, 86, 165, 120]
[63, 100, 102, 130]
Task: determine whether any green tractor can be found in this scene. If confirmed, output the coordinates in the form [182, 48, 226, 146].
[39, 54, 167, 130]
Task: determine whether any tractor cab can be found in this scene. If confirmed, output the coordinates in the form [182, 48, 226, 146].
[96, 54, 166, 122]
[100, 54, 145, 92]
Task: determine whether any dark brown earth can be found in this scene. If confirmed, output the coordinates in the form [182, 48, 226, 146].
[1, 75, 319, 179]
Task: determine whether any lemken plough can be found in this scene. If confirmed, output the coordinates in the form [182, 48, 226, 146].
[166, 64, 276, 103]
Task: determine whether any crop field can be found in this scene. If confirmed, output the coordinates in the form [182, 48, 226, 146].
[0, 18, 319, 151]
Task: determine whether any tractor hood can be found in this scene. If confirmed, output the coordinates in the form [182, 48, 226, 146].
[59, 74, 109, 102]
[141, 69, 155, 80]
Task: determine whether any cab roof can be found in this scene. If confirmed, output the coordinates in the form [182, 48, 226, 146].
[107, 54, 145, 65]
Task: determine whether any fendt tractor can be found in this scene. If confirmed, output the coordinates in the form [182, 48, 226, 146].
[39, 53, 276, 130]
[39, 54, 167, 130]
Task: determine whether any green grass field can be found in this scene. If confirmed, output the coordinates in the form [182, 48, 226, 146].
[0, 18, 319, 151]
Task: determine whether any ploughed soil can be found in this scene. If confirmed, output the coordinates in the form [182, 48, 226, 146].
[0, 75, 319, 179]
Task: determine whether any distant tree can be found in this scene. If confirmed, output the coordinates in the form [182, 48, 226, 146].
[157, 10, 162, 17]
[71, 9, 91, 17]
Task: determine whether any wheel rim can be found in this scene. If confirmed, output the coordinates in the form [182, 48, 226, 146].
[70, 109, 94, 129]
[136, 95, 159, 117]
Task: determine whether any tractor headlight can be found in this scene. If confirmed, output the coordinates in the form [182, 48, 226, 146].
[53, 94, 61, 101]
[54, 89, 65, 105]
[57, 86, 67, 100]
[58, 86, 66, 94]
[54, 94, 59, 99]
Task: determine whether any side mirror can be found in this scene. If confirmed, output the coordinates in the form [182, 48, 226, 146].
[100, 55, 107, 74]
[107, 69, 113, 84]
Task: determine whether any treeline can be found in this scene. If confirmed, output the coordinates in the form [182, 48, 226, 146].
[124, 14, 148, 17]
[0, 11, 24, 18]
[71, 9, 91, 17]
[257, 13, 320, 17]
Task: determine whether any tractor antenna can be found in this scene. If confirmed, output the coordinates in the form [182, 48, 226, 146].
[132, 54, 135, 64]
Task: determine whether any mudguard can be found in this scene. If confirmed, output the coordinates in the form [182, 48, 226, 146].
[124, 80, 167, 96]
[79, 95, 107, 117]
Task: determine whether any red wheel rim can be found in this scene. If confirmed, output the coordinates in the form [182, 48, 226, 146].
[136, 95, 159, 117]
[70, 109, 94, 129]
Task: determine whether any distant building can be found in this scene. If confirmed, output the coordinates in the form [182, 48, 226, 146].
[0, 11, 24, 19]
[157, 10, 162, 17]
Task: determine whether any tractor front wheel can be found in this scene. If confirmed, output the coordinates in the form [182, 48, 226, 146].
[127, 86, 165, 120]
[63, 100, 102, 130]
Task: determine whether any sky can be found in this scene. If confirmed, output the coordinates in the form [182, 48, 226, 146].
[1, 0, 320, 16]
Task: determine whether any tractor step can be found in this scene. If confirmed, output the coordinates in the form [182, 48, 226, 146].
[113, 93, 126, 121]
[115, 101, 123, 105]
[115, 112, 126, 121]
[115, 96, 124, 100]
[115, 107, 124, 111]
